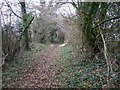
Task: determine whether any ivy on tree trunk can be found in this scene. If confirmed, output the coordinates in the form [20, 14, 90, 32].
[20, 0, 30, 50]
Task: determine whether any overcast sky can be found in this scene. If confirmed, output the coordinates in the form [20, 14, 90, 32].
[0, 0, 76, 15]
[0, 0, 77, 25]
[1, 0, 118, 25]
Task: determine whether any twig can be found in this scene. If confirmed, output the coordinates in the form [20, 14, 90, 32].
[0, 53, 8, 66]
[98, 24, 110, 88]
[92, 16, 120, 30]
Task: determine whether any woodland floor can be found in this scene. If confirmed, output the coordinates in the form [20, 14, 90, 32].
[2, 43, 119, 88]
[2, 44, 62, 88]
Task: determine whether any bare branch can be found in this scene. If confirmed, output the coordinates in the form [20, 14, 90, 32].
[5, 0, 22, 19]
[99, 25, 110, 88]
[92, 16, 120, 29]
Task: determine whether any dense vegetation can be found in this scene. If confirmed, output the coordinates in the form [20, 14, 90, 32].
[0, 0, 120, 89]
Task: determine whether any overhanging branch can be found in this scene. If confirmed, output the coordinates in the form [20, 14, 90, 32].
[92, 16, 120, 29]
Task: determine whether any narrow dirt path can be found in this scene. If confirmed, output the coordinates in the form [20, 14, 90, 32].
[15, 44, 61, 88]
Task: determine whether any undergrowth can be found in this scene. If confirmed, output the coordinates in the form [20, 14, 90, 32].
[2, 43, 48, 87]
[57, 45, 119, 88]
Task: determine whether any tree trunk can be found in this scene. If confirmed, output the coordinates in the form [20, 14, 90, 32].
[20, 0, 30, 50]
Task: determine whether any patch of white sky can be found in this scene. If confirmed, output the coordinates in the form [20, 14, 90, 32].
[1, 0, 77, 16]
[30, 0, 77, 16]
[0, 0, 78, 25]
[0, 0, 21, 25]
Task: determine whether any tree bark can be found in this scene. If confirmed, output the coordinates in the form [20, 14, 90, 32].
[20, 0, 30, 50]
